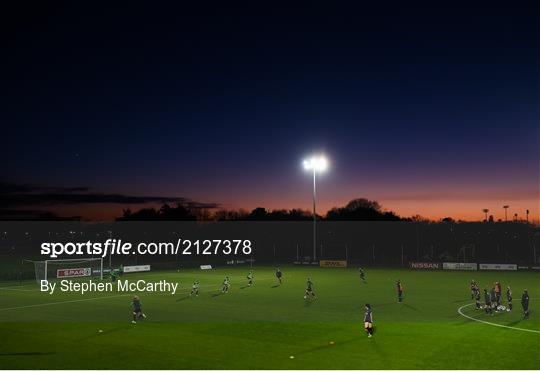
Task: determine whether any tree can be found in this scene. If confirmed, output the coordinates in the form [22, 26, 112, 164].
[326, 198, 400, 221]
[482, 209, 489, 222]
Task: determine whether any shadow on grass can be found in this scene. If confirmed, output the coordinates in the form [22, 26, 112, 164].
[271, 284, 280, 288]
[211, 292, 223, 298]
[0, 352, 55, 356]
[401, 303, 420, 312]
[505, 319, 524, 327]
[373, 302, 395, 308]
[176, 296, 191, 302]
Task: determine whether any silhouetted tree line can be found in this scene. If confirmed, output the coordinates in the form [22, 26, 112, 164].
[117, 198, 402, 221]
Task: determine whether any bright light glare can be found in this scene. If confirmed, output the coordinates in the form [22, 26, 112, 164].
[303, 156, 328, 171]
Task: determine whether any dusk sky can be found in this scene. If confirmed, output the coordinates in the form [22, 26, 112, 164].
[1, 4, 538, 221]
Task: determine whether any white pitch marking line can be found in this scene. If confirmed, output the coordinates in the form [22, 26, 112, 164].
[0, 294, 132, 312]
[458, 302, 540, 334]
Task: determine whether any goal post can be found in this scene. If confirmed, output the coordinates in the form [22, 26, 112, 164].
[23, 258, 104, 283]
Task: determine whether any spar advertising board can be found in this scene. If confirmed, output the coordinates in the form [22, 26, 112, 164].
[57, 267, 92, 278]
[442, 262, 477, 271]
[479, 263, 517, 271]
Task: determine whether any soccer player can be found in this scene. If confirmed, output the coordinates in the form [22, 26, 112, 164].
[490, 286, 497, 311]
[495, 281, 502, 306]
[190, 281, 200, 297]
[221, 277, 230, 293]
[396, 280, 404, 303]
[304, 277, 317, 300]
[506, 286, 512, 312]
[359, 267, 366, 283]
[484, 289, 492, 315]
[131, 296, 147, 324]
[521, 289, 529, 319]
[475, 289, 482, 310]
[247, 270, 254, 287]
[275, 267, 283, 285]
[364, 304, 374, 338]
[470, 280, 477, 299]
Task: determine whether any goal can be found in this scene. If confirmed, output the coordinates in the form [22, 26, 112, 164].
[24, 258, 104, 283]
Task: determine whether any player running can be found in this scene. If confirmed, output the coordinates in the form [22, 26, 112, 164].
[131, 295, 147, 324]
[190, 281, 200, 297]
[359, 267, 366, 283]
[506, 286, 512, 311]
[304, 277, 317, 300]
[396, 280, 404, 303]
[521, 289, 529, 319]
[364, 304, 374, 338]
[275, 267, 283, 285]
[221, 276, 231, 293]
[247, 270, 254, 287]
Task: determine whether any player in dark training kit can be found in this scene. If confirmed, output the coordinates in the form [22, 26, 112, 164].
[131, 296, 147, 324]
[470, 280, 478, 299]
[489, 287, 497, 311]
[506, 287, 512, 311]
[474, 290, 481, 310]
[484, 289, 492, 315]
[275, 267, 283, 285]
[396, 280, 404, 303]
[521, 289, 529, 319]
[358, 267, 367, 283]
[364, 304, 374, 338]
[359, 267, 366, 283]
[304, 278, 317, 300]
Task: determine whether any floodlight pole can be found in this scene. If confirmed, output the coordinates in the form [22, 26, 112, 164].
[312, 168, 317, 261]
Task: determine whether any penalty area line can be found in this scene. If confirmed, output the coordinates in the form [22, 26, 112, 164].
[457, 302, 540, 334]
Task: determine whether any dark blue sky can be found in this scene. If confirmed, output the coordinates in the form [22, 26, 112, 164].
[1, 3, 538, 220]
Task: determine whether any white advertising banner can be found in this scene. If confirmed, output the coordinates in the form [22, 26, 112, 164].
[479, 263, 517, 271]
[443, 262, 477, 271]
[123, 265, 151, 273]
[200, 265, 213, 270]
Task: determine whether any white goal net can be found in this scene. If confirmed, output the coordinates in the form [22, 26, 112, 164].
[24, 258, 104, 282]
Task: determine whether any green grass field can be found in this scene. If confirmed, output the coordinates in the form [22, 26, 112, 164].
[0, 266, 538, 369]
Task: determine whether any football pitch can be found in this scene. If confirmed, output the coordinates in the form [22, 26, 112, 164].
[0, 267, 538, 369]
